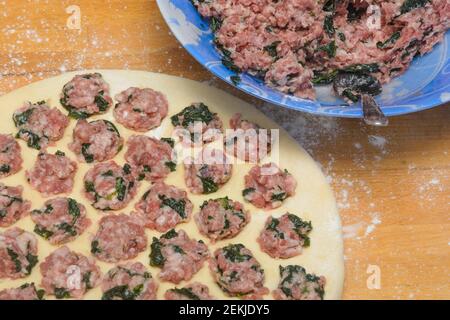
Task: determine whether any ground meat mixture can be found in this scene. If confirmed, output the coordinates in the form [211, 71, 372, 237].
[101, 262, 158, 300]
[257, 213, 312, 259]
[40, 246, 101, 299]
[0, 283, 44, 300]
[60, 73, 113, 118]
[195, 197, 250, 242]
[164, 282, 215, 300]
[91, 214, 147, 263]
[184, 148, 233, 194]
[171, 103, 223, 144]
[26, 151, 77, 197]
[0, 228, 38, 279]
[0, 184, 31, 228]
[193, 0, 450, 101]
[13, 101, 69, 150]
[243, 163, 297, 210]
[0, 134, 22, 178]
[69, 119, 124, 163]
[134, 182, 193, 233]
[225, 113, 272, 163]
[124, 135, 176, 182]
[114, 87, 169, 132]
[83, 161, 138, 211]
[31, 197, 91, 245]
[273, 265, 326, 300]
[150, 229, 209, 284]
[209, 244, 269, 299]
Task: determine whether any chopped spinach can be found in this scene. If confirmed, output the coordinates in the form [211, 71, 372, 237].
[264, 41, 281, 59]
[400, 0, 429, 14]
[158, 195, 186, 218]
[81, 143, 94, 163]
[199, 176, 219, 194]
[34, 225, 54, 240]
[16, 129, 42, 150]
[149, 237, 165, 267]
[115, 177, 127, 201]
[377, 31, 401, 49]
[102, 285, 141, 300]
[54, 288, 71, 299]
[242, 187, 255, 197]
[7, 248, 21, 272]
[0, 164, 10, 174]
[91, 240, 102, 254]
[55, 150, 65, 157]
[324, 15, 335, 37]
[169, 287, 200, 300]
[318, 41, 336, 58]
[67, 198, 80, 219]
[210, 16, 222, 33]
[230, 75, 241, 86]
[13, 108, 34, 127]
[171, 103, 215, 127]
[312, 70, 338, 85]
[271, 191, 287, 202]
[161, 137, 175, 148]
[94, 92, 110, 112]
[25, 253, 38, 275]
[222, 244, 252, 263]
[165, 161, 177, 172]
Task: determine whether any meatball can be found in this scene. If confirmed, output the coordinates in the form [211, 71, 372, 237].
[60, 73, 113, 119]
[149, 229, 209, 284]
[83, 161, 139, 211]
[101, 262, 158, 300]
[134, 182, 193, 232]
[258, 213, 312, 259]
[91, 214, 147, 263]
[69, 119, 124, 163]
[124, 135, 176, 182]
[184, 148, 232, 194]
[26, 151, 77, 197]
[171, 103, 223, 144]
[272, 265, 326, 300]
[114, 87, 168, 132]
[0, 134, 22, 178]
[13, 101, 69, 150]
[195, 197, 250, 242]
[164, 282, 214, 300]
[31, 197, 91, 245]
[40, 246, 102, 299]
[209, 244, 268, 299]
[243, 163, 297, 210]
[225, 113, 272, 163]
[0, 184, 31, 228]
[0, 228, 38, 279]
[0, 283, 44, 300]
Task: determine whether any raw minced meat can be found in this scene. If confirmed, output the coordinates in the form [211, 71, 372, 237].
[69, 119, 124, 163]
[83, 161, 139, 211]
[40, 246, 102, 299]
[13, 101, 69, 150]
[101, 262, 158, 300]
[0, 134, 22, 178]
[91, 214, 147, 263]
[26, 151, 77, 197]
[31, 197, 91, 245]
[124, 135, 176, 182]
[164, 282, 214, 300]
[114, 87, 168, 132]
[242, 163, 297, 210]
[225, 113, 272, 163]
[133, 182, 193, 233]
[0, 283, 44, 300]
[171, 103, 223, 144]
[273, 265, 326, 300]
[192, 0, 450, 100]
[0, 228, 39, 279]
[195, 197, 250, 242]
[0, 184, 31, 228]
[209, 243, 269, 299]
[184, 148, 233, 194]
[60, 73, 113, 118]
[149, 229, 209, 284]
[257, 213, 312, 259]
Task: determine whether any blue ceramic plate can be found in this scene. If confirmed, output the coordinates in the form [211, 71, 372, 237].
[157, 0, 450, 117]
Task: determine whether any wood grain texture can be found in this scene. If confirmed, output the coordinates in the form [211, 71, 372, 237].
[0, 0, 448, 300]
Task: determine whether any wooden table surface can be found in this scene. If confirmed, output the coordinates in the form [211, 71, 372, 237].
[0, 1, 448, 300]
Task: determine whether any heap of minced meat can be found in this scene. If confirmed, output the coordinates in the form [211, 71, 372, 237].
[192, 0, 449, 101]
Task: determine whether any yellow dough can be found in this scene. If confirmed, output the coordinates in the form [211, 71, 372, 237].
[0, 70, 344, 300]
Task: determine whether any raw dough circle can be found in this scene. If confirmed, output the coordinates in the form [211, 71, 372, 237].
[0, 70, 344, 300]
